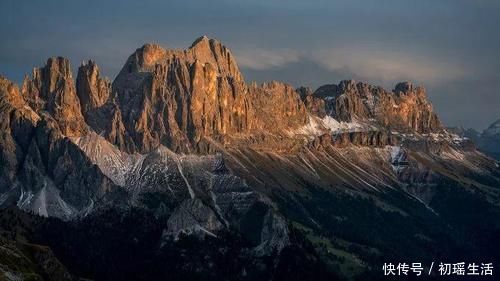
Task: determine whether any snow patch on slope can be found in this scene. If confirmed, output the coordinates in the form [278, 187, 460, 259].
[291, 115, 374, 137]
[389, 145, 409, 174]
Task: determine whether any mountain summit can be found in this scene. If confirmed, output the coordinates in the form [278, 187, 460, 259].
[1, 37, 500, 281]
[27, 37, 445, 155]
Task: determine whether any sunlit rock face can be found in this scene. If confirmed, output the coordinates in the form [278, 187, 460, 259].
[100, 37, 308, 153]
[108, 37, 253, 153]
[1, 36, 500, 281]
[313, 80, 442, 133]
[22, 57, 88, 137]
[1, 36, 493, 221]
[77, 60, 111, 111]
[0, 75, 117, 219]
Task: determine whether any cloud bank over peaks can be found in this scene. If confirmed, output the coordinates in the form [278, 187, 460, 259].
[311, 46, 467, 84]
[234, 45, 467, 87]
[234, 48, 301, 70]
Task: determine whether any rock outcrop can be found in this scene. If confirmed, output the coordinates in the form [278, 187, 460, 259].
[249, 81, 308, 132]
[64, 37, 444, 155]
[21, 57, 88, 137]
[105, 37, 307, 153]
[0, 75, 118, 218]
[313, 80, 442, 133]
[458, 119, 500, 160]
[77, 60, 111, 113]
[76, 60, 112, 130]
[2, 36, 500, 281]
[0, 76, 39, 192]
[0, 36, 481, 221]
[108, 38, 252, 153]
[297, 86, 326, 118]
[331, 131, 398, 147]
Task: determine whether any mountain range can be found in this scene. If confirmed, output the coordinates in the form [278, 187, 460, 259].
[449, 120, 500, 161]
[1, 36, 499, 281]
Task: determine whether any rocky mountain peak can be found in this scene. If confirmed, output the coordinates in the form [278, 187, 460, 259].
[3, 37, 445, 154]
[338, 79, 358, 92]
[0, 75, 25, 107]
[21, 57, 88, 137]
[117, 36, 242, 83]
[42, 57, 73, 89]
[76, 60, 111, 113]
[189, 35, 210, 47]
[311, 80, 441, 133]
[394, 81, 414, 93]
[394, 81, 427, 98]
[106, 36, 315, 153]
[484, 118, 500, 136]
[187, 36, 243, 81]
[106, 37, 267, 153]
[297, 86, 326, 118]
[136, 43, 169, 70]
[296, 86, 313, 97]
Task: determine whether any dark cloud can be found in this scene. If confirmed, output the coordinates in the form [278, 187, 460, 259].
[0, 0, 499, 129]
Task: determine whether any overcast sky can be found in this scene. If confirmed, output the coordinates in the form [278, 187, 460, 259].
[1, 0, 499, 130]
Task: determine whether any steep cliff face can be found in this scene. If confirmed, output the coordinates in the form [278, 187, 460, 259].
[0, 76, 39, 192]
[22, 57, 88, 137]
[71, 38, 444, 155]
[77, 60, 111, 112]
[105, 37, 308, 153]
[2, 36, 500, 281]
[313, 80, 442, 133]
[76, 60, 111, 130]
[108, 38, 251, 153]
[0, 75, 118, 219]
[481, 119, 500, 158]
[456, 119, 500, 160]
[0, 37, 478, 219]
[71, 133, 289, 255]
[249, 81, 308, 132]
[298, 86, 326, 118]
[330, 131, 398, 147]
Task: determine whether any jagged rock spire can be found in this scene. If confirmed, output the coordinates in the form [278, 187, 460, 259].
[76, 60, 111, 116]
[313, 80, 441, 133]
[21, 57, 88, 137]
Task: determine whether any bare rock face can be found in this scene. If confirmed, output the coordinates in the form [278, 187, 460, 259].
[76, 60, 111, 120]
[472, 119, 500, 160]
[22, 57, 88, 137]
[0, 75, 118, 218]
[297, 86, 326, 118]
[0, 37, 470, 219]
[391, 82, 442, 133]
[74, 60, 131, 150]
[0, 76, 39, 192]
[118, 36, 244, 82]
[108, 37, 307, 153]
[2, 37, 500, 280]
[314, 80, 442, 133]
[330, 131, 398, 147]
[109, 37, 252, 153]
[483, 119, 500, 138]
[249, 81, 308, 133]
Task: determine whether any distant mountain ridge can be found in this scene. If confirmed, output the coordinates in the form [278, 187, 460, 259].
[449, 119, 500, 160]
[1, 36, 500, 281]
